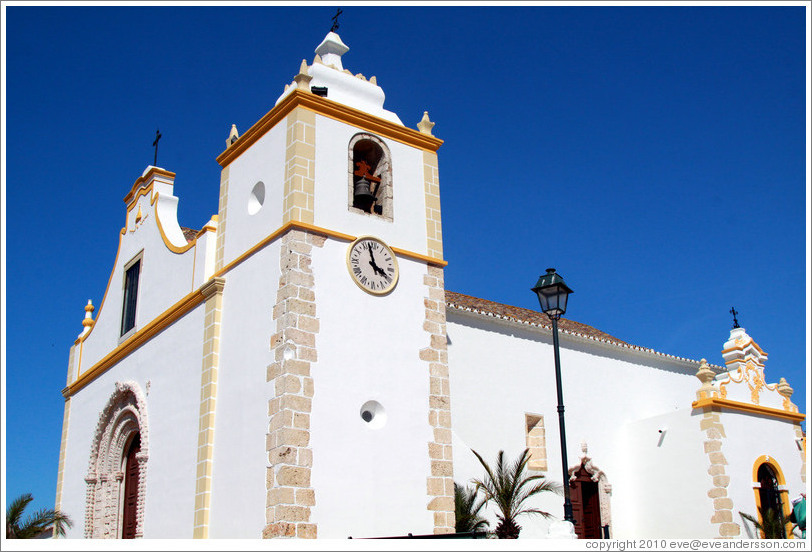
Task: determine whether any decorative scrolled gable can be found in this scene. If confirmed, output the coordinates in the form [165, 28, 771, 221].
[692, 327, 802, 421]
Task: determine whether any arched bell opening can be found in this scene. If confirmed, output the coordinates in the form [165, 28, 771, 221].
[348, 134, 392, 220]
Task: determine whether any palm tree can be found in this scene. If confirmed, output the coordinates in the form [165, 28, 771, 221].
[454, 482, 490, 534]
[471, 448, 562, 538]
[739, 507, 793, 539]
[6, 494, 73, 539]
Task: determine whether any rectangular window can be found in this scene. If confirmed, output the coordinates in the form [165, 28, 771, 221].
[121, 260, 141, 336]
[525, 414, 548, 471]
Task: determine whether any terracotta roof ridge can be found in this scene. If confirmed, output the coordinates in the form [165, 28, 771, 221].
[444, 290, 718, 369]
[180, 226, 199, 243]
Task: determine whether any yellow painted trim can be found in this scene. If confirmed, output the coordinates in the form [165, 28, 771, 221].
[721, 340, 767, 356]
[74, 230, 126, 347]
[67, 288, 207, 396]
[212, 220, 446, 280]
[692, 397, 805, 422]
[152, 192, 197, 254]
[751, 455, 793, 538]
[69, 222, 445, 397]
[123, 167, 176, 205]
[216, 89, 443, 168]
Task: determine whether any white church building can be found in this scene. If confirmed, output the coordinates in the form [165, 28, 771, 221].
[55, 30, 806, 540]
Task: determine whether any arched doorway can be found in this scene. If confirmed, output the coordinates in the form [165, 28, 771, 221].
[752, 456, 791, 538]
[570, 466, 602, 539]
[121, 433, 141, 539]
[85, 381, 149, 538]
[568, 442, 612, 539]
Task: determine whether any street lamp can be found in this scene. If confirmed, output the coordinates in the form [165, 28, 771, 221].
[531, 268, 575, 525]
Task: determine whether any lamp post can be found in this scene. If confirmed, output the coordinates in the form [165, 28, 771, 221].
[531, 268, 574, 525]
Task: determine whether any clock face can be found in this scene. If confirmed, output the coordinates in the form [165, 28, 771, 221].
[347, 236, 399, 295]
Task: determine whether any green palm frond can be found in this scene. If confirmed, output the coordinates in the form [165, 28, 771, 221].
[454, 482, 490, 533]
[471, 448, 562, 538]
[739, 507, 789, 539]
[6, 493, 73, 539]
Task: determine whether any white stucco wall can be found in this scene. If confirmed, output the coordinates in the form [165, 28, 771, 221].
[76, 186, 201, 376]
[308, 239, 435, 538]
[208, 243, 280, 538]
[219, 123, 286, 269]
[617, 409, 716, 539]
[718, 410, 805, 532]
[60, 307, 205, 538]
[447, 309, 705, 539]
[312, 115, 428, 256]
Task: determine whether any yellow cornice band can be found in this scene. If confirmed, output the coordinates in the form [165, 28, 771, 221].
[212, 220, 446, 280]
[721, 341, 767, 356]
[216, 89, 444, 168]
[692, 397, 805, 422]
[67, 288, 207, 396]
[124, 167, 176, 205]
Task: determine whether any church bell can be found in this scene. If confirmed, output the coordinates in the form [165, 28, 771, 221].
[353, 177, 374, 210]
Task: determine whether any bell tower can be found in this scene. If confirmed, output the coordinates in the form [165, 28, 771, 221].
[213, 30, 453, 538]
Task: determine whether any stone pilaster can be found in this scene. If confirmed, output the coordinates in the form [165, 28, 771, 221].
[193, 277, 226, 538]
[282, 108, 316, 224]
[421, 266, 454, 534]
[422, 151, 443, 259]
[214, 167, 230, 271]
[264, 229, 323, 539]
[699, 408, 740, 538]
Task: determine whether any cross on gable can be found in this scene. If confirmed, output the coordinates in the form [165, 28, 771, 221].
[730, 307, 740, 329]
[152, 129, 162, 166]
[330, 8, 343, 32]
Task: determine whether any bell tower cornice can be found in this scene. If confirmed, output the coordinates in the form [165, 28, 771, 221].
[216, 89, 443, 168]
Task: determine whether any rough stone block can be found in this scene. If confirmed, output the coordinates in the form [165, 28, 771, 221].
[293, 412, 310, 429]
[285, 360, 311, 376]
[431, 460, 453, 477]
[297, 523, 317, 539]
[434, 428, 451, 444]
[276, 466, 311, 487]
[428, 496, 454, 511]
[707, 465, 726, 476]
[270, 445, 297, 465]
[296, 488, 316, 506]
[281, 394, 312, 413]
[703, 440, 722, 453]
[275, 505, 310, 523]
[713, 498, 733, 510]
[278, 428, 310, 447]
[430, 395, 450, 410]
[420, 348, 439, 362]
[713, 475, 730, 488]
[427, 477, 444, 495]
[719, 523, 740, 537]
[262, 522, 296, 538]
[267, 487, 295, 507]
[708, 452, 727, 465]
[428, 442, 443, 459]
[430, 334, 447, 349]
[711, 510, 732, 523]
[707, 487, 727, 499]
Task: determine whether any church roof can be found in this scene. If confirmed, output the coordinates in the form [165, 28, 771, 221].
[180, 227, 198, 243]
[445, 290, 628, 345]
[445, 290, 713, 368]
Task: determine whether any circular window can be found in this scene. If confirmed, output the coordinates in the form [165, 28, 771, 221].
[247, 181, 265, 215]
[359, 400, 387, 429]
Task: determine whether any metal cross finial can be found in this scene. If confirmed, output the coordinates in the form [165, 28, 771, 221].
[152, 128, 162, 166]
[330, 8, 343, 32]
[730, 307, 740, 329]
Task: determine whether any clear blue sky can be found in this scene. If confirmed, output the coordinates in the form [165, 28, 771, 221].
[2, 3, 809, 518]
